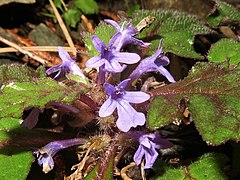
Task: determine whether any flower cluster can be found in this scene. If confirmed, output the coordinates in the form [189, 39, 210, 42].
[128, 131, 173, 169]
[46, 47, 86, 80]
[99, 79, 150, 132]
[87, 20, 174, 168]
[35, 19, 174, 173]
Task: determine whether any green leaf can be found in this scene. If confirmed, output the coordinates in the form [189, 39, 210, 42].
[0, 77, 78, 118]
[207, 0, 240, 27]
[188, 153, 229, 179]
[0, 117, 21, 141]
[132, 10, 213, 59]
[75, 0, 98, 14]
[208, 38, 240, 65]
[148, 62, 240, 145]
[84, 22, 116, 56]
[0, 147, 33, 180]
[53, 0, 64, 12]
[63, 9, 82, 28]
[127, 4, 141, 16]
[0, 63, 41, 83]
[65, 72, 89, 85]
[0, 118, 33, 180]
[84, 165, 98, 180]
[156, 153, 228, 179]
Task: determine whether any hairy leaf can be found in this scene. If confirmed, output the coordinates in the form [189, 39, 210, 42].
[0, 63, 41, 83]
[0, 147, 33, 180]
[208, 38, 240, 65]
[207, 0, 240, 27]
[132, 10, 213, 59]
[0, 118, 33, 180]
[148, 62, 240, 145]
[0, 117, 21, 141]
[75, 0, 98, 14]
[0, 77, 78, 119]
[156, 153, 228, 179]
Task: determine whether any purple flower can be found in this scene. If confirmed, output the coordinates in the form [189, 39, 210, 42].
[99, 79, 150, 132]
[130, 131, 173, 169]
[86, 35, 141, 73]
[46, 47, 85, 80]
[104, 19, 150, 51]
[129, 41, 175, 84]
[33, 138, 86, 173]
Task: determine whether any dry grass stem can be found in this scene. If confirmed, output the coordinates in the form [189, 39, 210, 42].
[0, 35, 48, 65]
[49, 0, 76, 56]
[0, 46, 76, 53]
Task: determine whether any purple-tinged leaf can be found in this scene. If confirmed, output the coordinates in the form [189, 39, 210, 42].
[148, 62, 240, 145]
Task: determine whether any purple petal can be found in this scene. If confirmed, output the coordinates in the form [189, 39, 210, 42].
[85, 56, 104, 68]
[154, 55, 169, 66]
[92, 35, 106, 52]
[114, 52, 140, 64]
[58, 47, 74, 63]
[140, 137, 152, 148]
[129, 37, 151, 48]
[123, 91, 150, 103]
[69, 62, 85, 78]
[104, 82, 115, 95]
[118, 79, 131, 89]
[104, 19, 120, 31]
[45, 64, 61, 75]
[151, 135, 174, 149]
[36, 152, 54, 173]
[99, 97, 117, 117]
[97, 67, 106, 85]
[143, 147, 159, 169]
[116, 100, 145, 132]
[104, 59, 125, 73]
[157, 66, 176, 83]
[143, 48, 163, 64]
[124, 25, 139, 36]
[133, 145, 145, 165]
[109, 32, 121, 48]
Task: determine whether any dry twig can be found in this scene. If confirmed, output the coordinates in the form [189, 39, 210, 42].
[0, 35, 48, 65]
[81, 15, 94, 34]
[120, 162, 136, 180]
[140, 161, 147, 180]
[5, 29, 63, 65]
[0, 46, 76, 53]
[100, 10, 120, 22]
